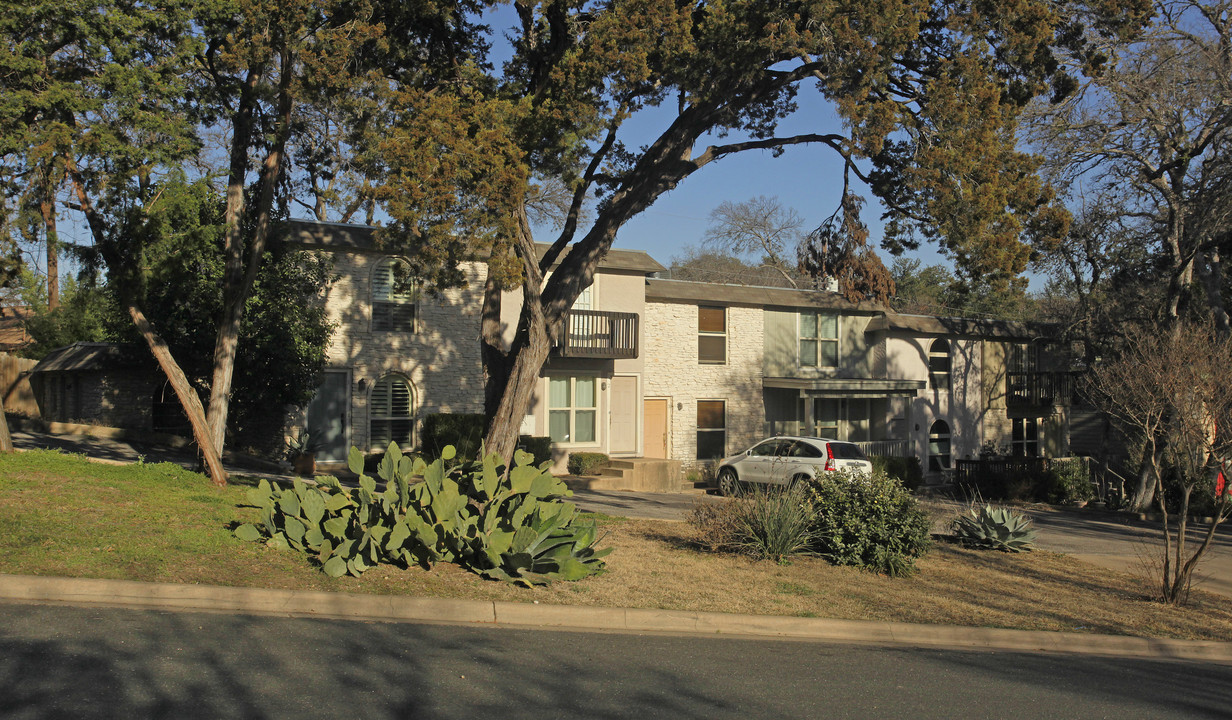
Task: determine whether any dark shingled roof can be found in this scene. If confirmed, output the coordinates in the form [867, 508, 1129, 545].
[645, 278, 884, 312]
[32, 343, 152, 373]
[864, 313, 1051, 339]
[281, 219, 665, 274]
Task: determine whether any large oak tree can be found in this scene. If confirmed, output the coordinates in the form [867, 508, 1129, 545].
[376, 0, 1146, 462]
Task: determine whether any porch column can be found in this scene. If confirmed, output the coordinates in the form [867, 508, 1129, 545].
[802, 393, 814, 437]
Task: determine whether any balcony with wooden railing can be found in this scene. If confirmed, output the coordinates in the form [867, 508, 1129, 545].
[553, 309, 639, 359]
[1006, 371, 1075, 408]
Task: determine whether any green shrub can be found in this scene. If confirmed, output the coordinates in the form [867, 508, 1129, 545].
[517, 435, 553, 467]
[420, 413, 485, 462]
[236, 443, 610, 585]
[567, 452, 609, 475]
[687, 486, 817, 563]
[1046, 458, 1094, 505]
[951, 504, 1037, 552]
[871, 455, 924, 490]
[806, 470, 932, 576]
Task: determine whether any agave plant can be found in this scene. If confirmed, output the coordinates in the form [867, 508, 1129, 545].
[951, 504, 1037, 552]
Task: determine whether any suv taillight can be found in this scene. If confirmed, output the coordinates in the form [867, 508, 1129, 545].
[824, 443, 836, 472]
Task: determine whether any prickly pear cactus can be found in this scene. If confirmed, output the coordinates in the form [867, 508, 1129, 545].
[235, 442, 610, 584]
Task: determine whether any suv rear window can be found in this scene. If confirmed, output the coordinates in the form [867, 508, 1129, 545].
[829, 442, 868, 460]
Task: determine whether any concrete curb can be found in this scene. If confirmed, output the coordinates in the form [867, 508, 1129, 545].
[2, 573, 1230, 664]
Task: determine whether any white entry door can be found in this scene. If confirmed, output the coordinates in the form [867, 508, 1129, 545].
[609, 376, 638, 454]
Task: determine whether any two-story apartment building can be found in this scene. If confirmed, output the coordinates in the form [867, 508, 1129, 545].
[31, 219, 1072, 483]
[283, 219, 1073, 479]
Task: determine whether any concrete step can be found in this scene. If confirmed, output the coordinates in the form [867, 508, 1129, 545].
[563, 475, 635, 492]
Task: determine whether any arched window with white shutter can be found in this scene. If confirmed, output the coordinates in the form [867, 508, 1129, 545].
[369, 375, 414, 451]
[371, 258, 417, 332]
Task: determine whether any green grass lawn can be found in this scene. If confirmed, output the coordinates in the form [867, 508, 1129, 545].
[3, 449, 1232, 642]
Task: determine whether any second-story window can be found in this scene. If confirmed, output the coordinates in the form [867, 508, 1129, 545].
[698, 306, 726, 364]
[800, 311, 838, 367]
[929, 338, 951, 390]
[372, 258, 417, 332]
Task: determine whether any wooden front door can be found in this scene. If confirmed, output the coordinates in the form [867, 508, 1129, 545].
[643, 398, 668, 459]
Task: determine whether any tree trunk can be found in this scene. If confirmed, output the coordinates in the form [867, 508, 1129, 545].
[129, 304, 228, 487]
[40, 196, 58, 310]
[1127, 448, 1159, 512]
[64, 157, 226, 486]
[0, 401, 13, 453]
[484, 326, 552, 463]
[206, 53, 293, 455]
[481, 275, 512, 429]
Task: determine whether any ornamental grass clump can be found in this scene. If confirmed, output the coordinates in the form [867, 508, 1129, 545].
[688, 485, 817, 563]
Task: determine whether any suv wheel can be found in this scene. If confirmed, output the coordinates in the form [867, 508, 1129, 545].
[717, 467, 739, 496]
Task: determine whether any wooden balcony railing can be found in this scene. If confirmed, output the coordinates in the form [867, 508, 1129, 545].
[1007, 371, 1075, 408]
[554, 309, 639, 359]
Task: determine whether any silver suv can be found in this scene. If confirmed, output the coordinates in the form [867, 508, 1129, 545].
[715, 436, 873, 496]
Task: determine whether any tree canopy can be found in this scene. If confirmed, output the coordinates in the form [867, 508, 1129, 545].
[364, 0, 1151, 459]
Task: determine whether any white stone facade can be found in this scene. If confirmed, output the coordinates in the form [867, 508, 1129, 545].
[642, 300, 765, 467]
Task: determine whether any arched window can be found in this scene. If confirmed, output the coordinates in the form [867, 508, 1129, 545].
[929, 339, 951, 390]
[372, 258, 417, 332]
[370, 375, 414, 451]
[928, 420, 951, 472]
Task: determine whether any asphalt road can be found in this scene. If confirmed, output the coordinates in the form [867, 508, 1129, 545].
[0, 601, 1228, 720]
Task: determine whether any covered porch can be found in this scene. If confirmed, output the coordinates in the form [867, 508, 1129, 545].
[763, 377, 924, 458]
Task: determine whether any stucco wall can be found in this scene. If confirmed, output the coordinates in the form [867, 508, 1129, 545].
[884, 333, 985, 468]
[643, 300, 765, 467]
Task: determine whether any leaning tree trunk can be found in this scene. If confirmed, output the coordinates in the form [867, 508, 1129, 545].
[130, 305, 228, 487]
[65, 159, 226, 486]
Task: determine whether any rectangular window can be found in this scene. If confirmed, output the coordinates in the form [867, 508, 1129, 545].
[696, 400, 726, 459]
[1012, 418, 1039, 457]
[799, 311, 838, 367]
[813, 399, 840, 438]
[372, 260, 418, 332]
[698, 306, 727, 364]
[548, 376, 597, 444]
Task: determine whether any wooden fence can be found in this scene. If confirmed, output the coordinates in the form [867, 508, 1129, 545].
[0, 352, 40, 418]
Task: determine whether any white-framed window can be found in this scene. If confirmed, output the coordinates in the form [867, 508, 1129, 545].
[372, 257, 418, 332]
[572, 282, 593, 310]
[548, 376, 597, 444]
[698, 306, 726, 364]
[696, 400, 726, 459]
[929, 338, 951, 390]
[370, 375, 414, 450]
[800, 311, 838, 367]
[928, 420, 951, 471]
[1012, 418, 1040, 457]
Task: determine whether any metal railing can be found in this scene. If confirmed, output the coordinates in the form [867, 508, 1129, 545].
[554, 309, 639, 359]
[855, 440, 910, 457]
[1006, 371, 1075, 408]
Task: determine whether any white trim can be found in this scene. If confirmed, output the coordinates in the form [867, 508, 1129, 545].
[546, 373, 603, 449]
